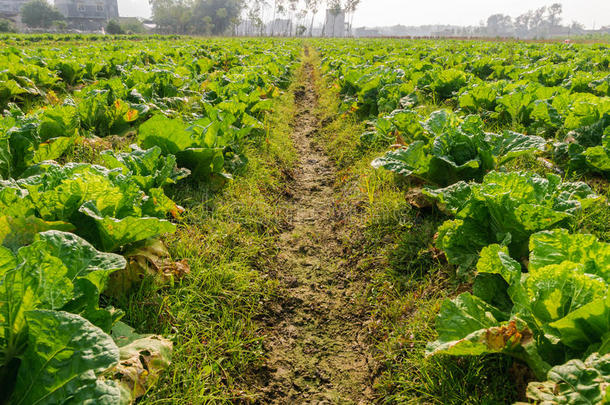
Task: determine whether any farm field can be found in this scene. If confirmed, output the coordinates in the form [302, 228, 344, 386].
[0, 34, 609, 404]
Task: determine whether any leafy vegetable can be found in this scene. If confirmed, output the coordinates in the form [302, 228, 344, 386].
[101, 145, 190, 191]
[138, 115, 226, 179]
[0, 160, 179, 252]
[11, 310, 122, 405]
[78, 88, 141, 137]
[0, 105, 79, 179]
[425, 171, 598, 270]
[0, 231, 126, 398]
[0, 36, 300, 404]
[80, 202, 176, 252]
[108, 321, 173, 400]
[428, 230, 610, 380]
[525, 353, 610, 404]
[372, 113, 546, 186]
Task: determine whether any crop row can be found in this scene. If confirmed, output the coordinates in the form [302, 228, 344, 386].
[321, 40, 609, 176]
[317, 39, 610, 403]
[0, 37, 300, 404]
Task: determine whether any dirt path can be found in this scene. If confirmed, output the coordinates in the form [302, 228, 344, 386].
[255, 53, 375, 404]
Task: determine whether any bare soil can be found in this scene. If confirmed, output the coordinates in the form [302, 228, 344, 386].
[253, 59, 376, 404]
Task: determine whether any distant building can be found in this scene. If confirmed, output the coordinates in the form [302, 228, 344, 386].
[0, 0, 27, 17]
[54, 0, 118, 31]
[324, 9, 346, 37]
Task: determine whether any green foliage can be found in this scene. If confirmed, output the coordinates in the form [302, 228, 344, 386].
[4, 33, 609, 404]
[525, 353, 610, 404]
[12, 310, 122, 405]
[151, 0, 242, 35]
[425, 171, 598, 270]
[418, 68, 469, 101]
[101, 145, 191, 191]
[428, 229, 610, 380]
[372, 112, 546, 186]
[106, 20, 124, 35]
[0, 229, 173, 404]
[120, 75, 298, 403]
[138, 115, 226, 179]
[0, 19, 16, 33]
[0, 36, 300, 403]
[0, 104, 79, 179]
[77, 89, 141, 137]
[20, 0, 64, 28]
[317, 37, 610, 404]
[0, 231, 126, 401]
[120, 19, 146, 34]
[320, 40, 610, 172]
[0, 159, 182, 252]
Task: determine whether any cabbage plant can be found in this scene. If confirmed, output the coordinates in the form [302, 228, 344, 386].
[424, 171, 599, 270]
[428, 229, 610, 380]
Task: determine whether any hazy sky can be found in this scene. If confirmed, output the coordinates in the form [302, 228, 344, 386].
[119, 0, 610, 29]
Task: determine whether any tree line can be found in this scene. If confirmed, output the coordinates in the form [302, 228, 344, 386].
[150, 0, 360, 36]
[3, 0, 596, 39]
[475, 3, 586, 38]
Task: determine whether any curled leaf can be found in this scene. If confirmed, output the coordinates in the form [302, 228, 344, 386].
[105, 239, 189, 297]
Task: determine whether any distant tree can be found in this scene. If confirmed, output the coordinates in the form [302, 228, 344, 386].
[0, 18, 16, 33]
[149, 0, 192, 34]
[21, 0, 64, 28]
[570, 20, 585, 36]
[545, 3, 563, 35]
[327, 0, 341, 12]
[287, 0, 298, 35]
[245, 0, 266, 36]
[489, 3, 572, 39]
[514, 11, 532, 38]
[296, 24, 306, 36]
[150, 0, 242, 35]
[305, 0, 320, 36]
[324, 0, 342, 36]
[191, 0, 243, 35]
[121, 19, 146, 33]
[201, 15, 214, 34]
[106, 19, 124, 34]
[345, 0, 360, 35]
[295, 9, 307, 32]
[531, 6, 547, 37]
[270, 0, 286, 36]
[547, 3, 563, 27]
[53, 20, 67, 30]
[486, 14, 512, 36]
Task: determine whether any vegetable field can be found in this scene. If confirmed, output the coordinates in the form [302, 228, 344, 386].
[0, 35, 299, 404]
[316, 39, 610, 403]
[0, 35, 609, 404]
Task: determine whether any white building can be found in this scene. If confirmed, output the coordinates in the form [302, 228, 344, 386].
[0, 0, 27, 17]
[54, 0, 119, 31]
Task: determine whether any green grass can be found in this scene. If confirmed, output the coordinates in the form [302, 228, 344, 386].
[311, 46, 521, 404]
